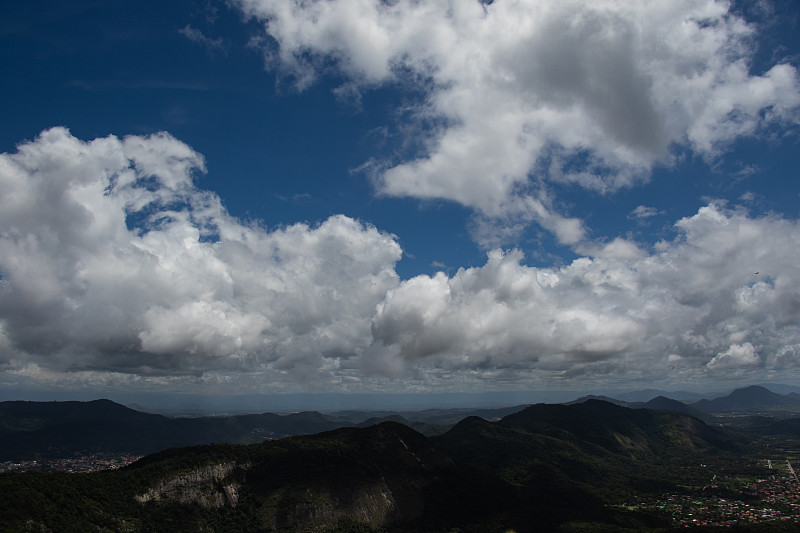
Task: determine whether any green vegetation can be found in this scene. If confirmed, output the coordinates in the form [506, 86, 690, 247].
[1, 400, 798, 532]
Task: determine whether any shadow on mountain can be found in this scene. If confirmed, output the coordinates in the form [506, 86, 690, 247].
[0, 399, 754, 532]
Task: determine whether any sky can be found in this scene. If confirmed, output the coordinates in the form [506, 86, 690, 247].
[1, 0, 800, 407]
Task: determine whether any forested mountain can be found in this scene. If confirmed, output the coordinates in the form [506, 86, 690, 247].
[0, 399, 531, 462]
[434, 400, 740, 505]
[0, 400, 757, 532]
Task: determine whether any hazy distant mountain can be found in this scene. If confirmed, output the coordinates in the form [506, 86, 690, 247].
[564, 394, 717, 424]
[354, 414, 450, 436]
[636, 396, 716, 424]
[612, 389, 668, 402]
[692, 385, 800, 413]
[0, 399, 352, 461]
[0, 400, 532, 461]
[563, 395, 631, 406]
[614, 389, 714, 403]
[757, 383, 800, 395]
[399, 404, 530, 425]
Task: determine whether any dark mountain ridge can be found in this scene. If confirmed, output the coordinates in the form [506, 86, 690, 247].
[0, 400, 352, 461]
[500, 399, 735, 454]
[0, 399, 530, 462]
[0, 399, 766, 531]
[433, 399, 741, 511]
[0, 392, 751, 463]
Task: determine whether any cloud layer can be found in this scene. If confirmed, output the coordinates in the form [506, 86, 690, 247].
[237, 0, 800, 244]
[1, 129, 799, 391]
[372, 206, 800, 385]
[0, 128, 401, 385]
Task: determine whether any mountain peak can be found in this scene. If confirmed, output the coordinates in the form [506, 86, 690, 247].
[692, 384, 796, 413]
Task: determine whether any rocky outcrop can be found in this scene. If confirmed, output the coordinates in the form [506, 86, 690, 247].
[136, 462, 243, 508]
[258, 479, 399, 531]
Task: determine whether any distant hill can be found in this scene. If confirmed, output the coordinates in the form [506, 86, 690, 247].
[614, 389, 714, 403]
[391, 404, 531, 425]
[354, 414, 450, 436]
[500, 400, 735, 454]
[692, 385, 800, 413]
[0, 399, 352, 460]
[636, 396, 716, 424]
[562, 395, 630, 406]
[562, 394, 716, 424]
[757, 383, 800, 395]
[0, 400, 530, 461]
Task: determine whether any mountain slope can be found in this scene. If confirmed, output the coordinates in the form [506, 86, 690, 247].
[433, 400, 739, 506]
[0, 422, 546, 532]
[498, 400, 735, 454]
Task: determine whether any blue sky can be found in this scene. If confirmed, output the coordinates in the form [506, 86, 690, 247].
[1, 0, 800, 404]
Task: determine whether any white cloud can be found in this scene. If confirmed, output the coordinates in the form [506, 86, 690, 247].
[774, 344, 800, 369]
[370, 204, 800, 383]
[629, 205, 661, 220]
[236, 0, 800, 244]
[2, 130, 800, 391]
[0, 128, 401, 381]
[706, 343, 759, 370]
[574, 237, 646, 261]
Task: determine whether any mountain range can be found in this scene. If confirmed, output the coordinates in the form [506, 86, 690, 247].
[1, 399, 753, 532]
[566, 385, 800, 418]
[0, 399, 530, 462]
[3, 384, 799, 463]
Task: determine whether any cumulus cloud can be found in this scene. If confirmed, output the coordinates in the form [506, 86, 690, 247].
[706, 342, 759, 370]
[235, 0, 800, 244]
[0, 128, 401, 382]
[371, 204, 800, 383]
[2, 129, 800, 391]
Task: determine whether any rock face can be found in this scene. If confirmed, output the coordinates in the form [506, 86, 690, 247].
[255, 479, 399, 530]
[129, 422, 513, 531]
[136, 462, 243, 508]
